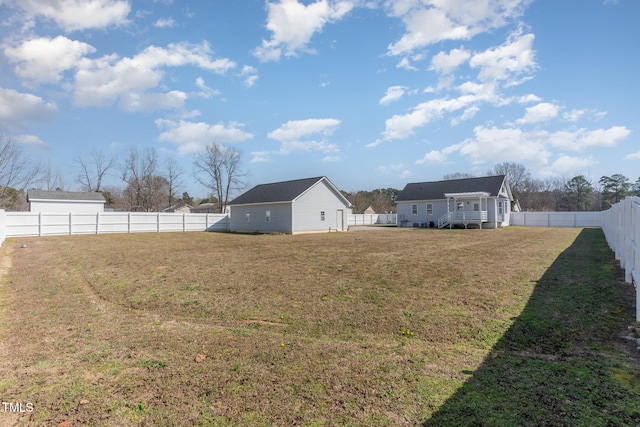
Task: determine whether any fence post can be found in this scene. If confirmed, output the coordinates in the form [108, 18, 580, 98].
[69, 212, 73, 235]
[39, 212, 42, 237]
[183, 213, 186, 232]
[128, 212, 131, 233]
[157, 213, 160, 232]
[96, 212, 100, 234]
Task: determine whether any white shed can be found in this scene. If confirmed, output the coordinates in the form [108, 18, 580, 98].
[228, 176, 352, 234]
[27, 190, 106, 213]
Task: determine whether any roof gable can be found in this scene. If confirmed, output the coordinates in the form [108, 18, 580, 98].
[396, 175, 509, 202]
[230, 177, 324, 205]
[27, 189, 106, 202]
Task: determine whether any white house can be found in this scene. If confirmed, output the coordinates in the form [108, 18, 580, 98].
[27, 190, 106, 213]
[395, 175, 514, 229]
[228, 176, 352, 234]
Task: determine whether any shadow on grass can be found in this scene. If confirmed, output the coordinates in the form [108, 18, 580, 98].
[423, 228, 640, 426]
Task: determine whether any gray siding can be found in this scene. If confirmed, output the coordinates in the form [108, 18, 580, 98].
[293, 181, 350, 233]
[397, 200, 448, 227]
[398, 197, 511, 228]
[229, 203, 292, 233]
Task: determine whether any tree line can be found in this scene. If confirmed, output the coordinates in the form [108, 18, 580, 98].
[1, 133, 638, 213]
[345, 162, 640, 214]
[0, 133, 245, 212]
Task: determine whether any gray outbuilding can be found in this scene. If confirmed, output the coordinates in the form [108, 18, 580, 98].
[228, 176, 352, 234]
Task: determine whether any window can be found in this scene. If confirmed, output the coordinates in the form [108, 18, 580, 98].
[320, 211, 325, 221]
[473, 203, 480, 212]
[265, 210, 271, 222]
[245, 212, 251, 222]
[411, 204, 418, 215]
[426, 204, 433, 215]
[498, 202, 503, 215]
[457, 202, 464, 211]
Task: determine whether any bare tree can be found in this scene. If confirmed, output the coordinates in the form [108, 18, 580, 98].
[121, 147, 168, 211]
[0, 133, 42, 209]
[443, 172, 474, 180]
[165, 156, 184, 208]
[487, 162, 531, 199]
[74, 148, 118, 192]
[193, 142, 247, 213]
[40, 162, 66, 191]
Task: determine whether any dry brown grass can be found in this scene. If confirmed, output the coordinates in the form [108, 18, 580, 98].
[0, 227, 587, 425]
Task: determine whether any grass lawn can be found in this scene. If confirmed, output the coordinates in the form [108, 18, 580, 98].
[0, 227, 639, 426]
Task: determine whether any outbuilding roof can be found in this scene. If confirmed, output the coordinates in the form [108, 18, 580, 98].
[395, 175, 509, 202]
[27, 189, 106, 202]
[229, 176, 349, 206]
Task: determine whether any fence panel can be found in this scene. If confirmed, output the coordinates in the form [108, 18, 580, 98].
[4, 211, 231, 237]
[511, 211, 602, 227]
[601, 196, 639, 321]
[348, 214, 397, 226]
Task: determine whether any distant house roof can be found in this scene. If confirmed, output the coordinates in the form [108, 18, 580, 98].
[27, 189, 106, 202]
[396, 175, 509, 202]
[163, 204, 192, 213]
[229, 176, 350, 206]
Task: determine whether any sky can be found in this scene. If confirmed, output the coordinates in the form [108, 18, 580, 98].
[0, 0, 638, 199]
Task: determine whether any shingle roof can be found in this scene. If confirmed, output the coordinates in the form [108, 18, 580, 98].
[229, 177, 333, 205]
[395, 175, 508, 202]
[27, 189, 106, 202]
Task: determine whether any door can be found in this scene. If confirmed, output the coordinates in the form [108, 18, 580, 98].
[336, 210, 344, 231]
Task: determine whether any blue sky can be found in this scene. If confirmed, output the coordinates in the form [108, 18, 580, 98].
[0, 0, 638, 199]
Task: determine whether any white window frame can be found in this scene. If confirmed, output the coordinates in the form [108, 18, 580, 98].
[245, 212, 251, 222]
[411, 204, 418, 215]
[320, 211, 326, 221]
[265, 210, 271, 222]
[426, 203, 433, 215]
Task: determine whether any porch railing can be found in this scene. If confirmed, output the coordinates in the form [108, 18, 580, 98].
[438, 211, 488, 228]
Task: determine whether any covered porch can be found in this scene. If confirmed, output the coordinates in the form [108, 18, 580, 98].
[438, 192, 490, 229]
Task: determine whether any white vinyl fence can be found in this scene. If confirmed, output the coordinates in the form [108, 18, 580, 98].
[601, 196, 639, 320]
[1, 211, 229, 239]
[510, 211, 602, 228]
[347, 213, 397, 226]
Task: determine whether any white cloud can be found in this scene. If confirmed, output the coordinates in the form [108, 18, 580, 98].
[539, 155, 596, 177]
[625, 151, 640, 160]
[396, 57, 418, 71]
[430, 48, 471, 74]
[379, 94, 485, 141]
[119, 90, 187, 112]
[469, 30, 536, 84]
[415, 150, 447, 165]
[4, 36, 96, 85]
[438, 125, 631, 171]
[379, 86, 407, 105]
[239, 65, 259, 88]
[518, 93, 541, 104]
[251, 151, 272, 163]
[322, 155, 342, 162]
[154, 17, 176, 28]
[0, 87, 58, 130]
[451, 106, 480, 126]
[268, 118, 341, 154]
[547, 126, 631, 151]
[155, 119, 254, 154]
[73, 42, 236, 110]
[517, 102, 559, 124]
[14, 134, 49, 148]
[9, 0, 131, 31]
[194, 77, 220, 99]
[458, 125, 551, 166]
[253, 0, 354, 62]
[386, 0, 531, 56]
[563, 109, 587, 122]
